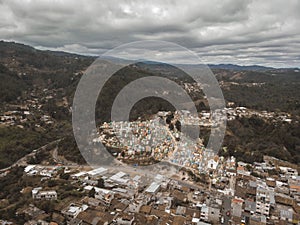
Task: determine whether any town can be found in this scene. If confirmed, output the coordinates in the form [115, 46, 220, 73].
[0, 105, 298, 225]
[1, 152, 299, 225]
[0, 41, 299, 225]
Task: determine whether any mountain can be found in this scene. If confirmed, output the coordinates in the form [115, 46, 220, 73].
[208, 63, 274, 71]
[0, 40, 299, 168]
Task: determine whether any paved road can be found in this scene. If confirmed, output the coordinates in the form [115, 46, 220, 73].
[222, 195, 232, 225]
[0, 138, 62, 173]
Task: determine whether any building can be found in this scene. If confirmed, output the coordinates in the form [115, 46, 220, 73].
[232, 197, 244, 218]
[280, 209, 293, 223]
[245, 200, 256, 215]
[83, 185, 114, 205]
[24, 165, 36, 173]
[86, 167, 108, 178]
[207, 157, 219, 170]
[110, 172, 129, 184]
[208, 205, 220, 223]
[279, 167, 298, 178]
[256, 187, 271, 216]
[200, 204, 209, 222]
[145, 182, 160, 194]
[61, 203, 88, 221]
[32, 188, 57, 200]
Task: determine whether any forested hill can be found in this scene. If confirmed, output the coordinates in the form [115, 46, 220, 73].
[0, 41, 299, 168]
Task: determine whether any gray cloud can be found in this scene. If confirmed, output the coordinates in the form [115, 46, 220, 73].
[0, 0, 299, 67]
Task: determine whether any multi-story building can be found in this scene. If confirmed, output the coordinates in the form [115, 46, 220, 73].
[256, 186, 271, 216]
[32, 187, 57, 200]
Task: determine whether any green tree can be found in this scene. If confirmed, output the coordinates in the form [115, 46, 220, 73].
[88, 188, 96, 197]
[97, 178, 105, 188]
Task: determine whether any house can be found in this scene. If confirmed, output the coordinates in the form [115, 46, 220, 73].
[290, 184, 300, 194]
[68, 218, 82, 225]
[114, 212, 135, 225]
[32, 188, 57, 200]
[139, 205, 152, 214]
[40, 169, 54, 177]
[207, 157, 219, 170]
[82, 197, 101, 207]
[207, 205, 220, 223]
[279, 167, 298, 178]
[76, 209, 114, 225]
[176, 206, 186, 216]
[71, 172, 87, 180]
[280, 209, 293, 223]
[145, 182, 160, 194]
[61, 203, 88, 221]
[249, 215, 267, 225]
[256, 187, 271, 216]
[24, 220, 49, 225]
[237, 166, 251, 176]
[110, 199, 129, 212]
[109, 172, 129, 184]
[127, 202, 142, 213]
[200, 204, 209, 221]
[173, 215, 186, 225]
[0, 220, 13, 225]
[86, 167, 108, 178]
[20, 204, 49, 221]
[232, 197, 244, 218]
[266, 178, 276, 188]
[84, 186, 114, 206]
[245, 200, 256, 215]
[24, 165, 36, 173]
[275, 193, 294, 206]
[195, 222, 211, 225]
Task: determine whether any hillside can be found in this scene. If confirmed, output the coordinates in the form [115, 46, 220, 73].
[0, 41, 299, 169]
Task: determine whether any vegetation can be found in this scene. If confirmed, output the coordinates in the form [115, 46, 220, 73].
[0, 64, 27, 103]
[57, 135, 86, 164]
[0, 41, 299, 169]
[0, 127, 51, 168]
[218, 69, 300, 115]
[220, 115, 300, 164]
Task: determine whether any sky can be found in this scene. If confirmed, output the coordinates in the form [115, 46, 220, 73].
[0, 0, 300, 67]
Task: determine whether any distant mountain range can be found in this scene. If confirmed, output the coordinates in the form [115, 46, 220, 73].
[1, 40, 298, 72]
[208, 64, 273, 71]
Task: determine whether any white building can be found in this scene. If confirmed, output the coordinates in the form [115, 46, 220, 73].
[207, 158, 219, 170]
[256, 187, 271, 216]
[32, 188, 57, 200]
[280, 209, 293, 223]
[24, 165, 36, 173]
[110, 172, 129, 184]
[62, 203, 88, 220]
[279, 166, 298, 178]
[200, 204, 209, 221]
[86, 167, 108, 178]
[145, 182, 160, 194]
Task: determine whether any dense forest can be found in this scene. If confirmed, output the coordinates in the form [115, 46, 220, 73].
[222, 116, 300, 164]
[223, 81, 300, 114]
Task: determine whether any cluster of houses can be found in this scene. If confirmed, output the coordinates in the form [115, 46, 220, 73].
[99, 117, 175, 161]
[32, 187, 57, 200]
[17, 153, 300, 225]
[98, 110, 230, 173]
[0, 88, 58, 128]
[24, 165, 61, 178]
[182, 82, 293, 123]
[97, 108, 295, 181]
[224, 107, 293, 123]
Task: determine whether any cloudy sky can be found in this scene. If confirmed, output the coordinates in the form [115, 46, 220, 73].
[1, 0, 299, 67]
